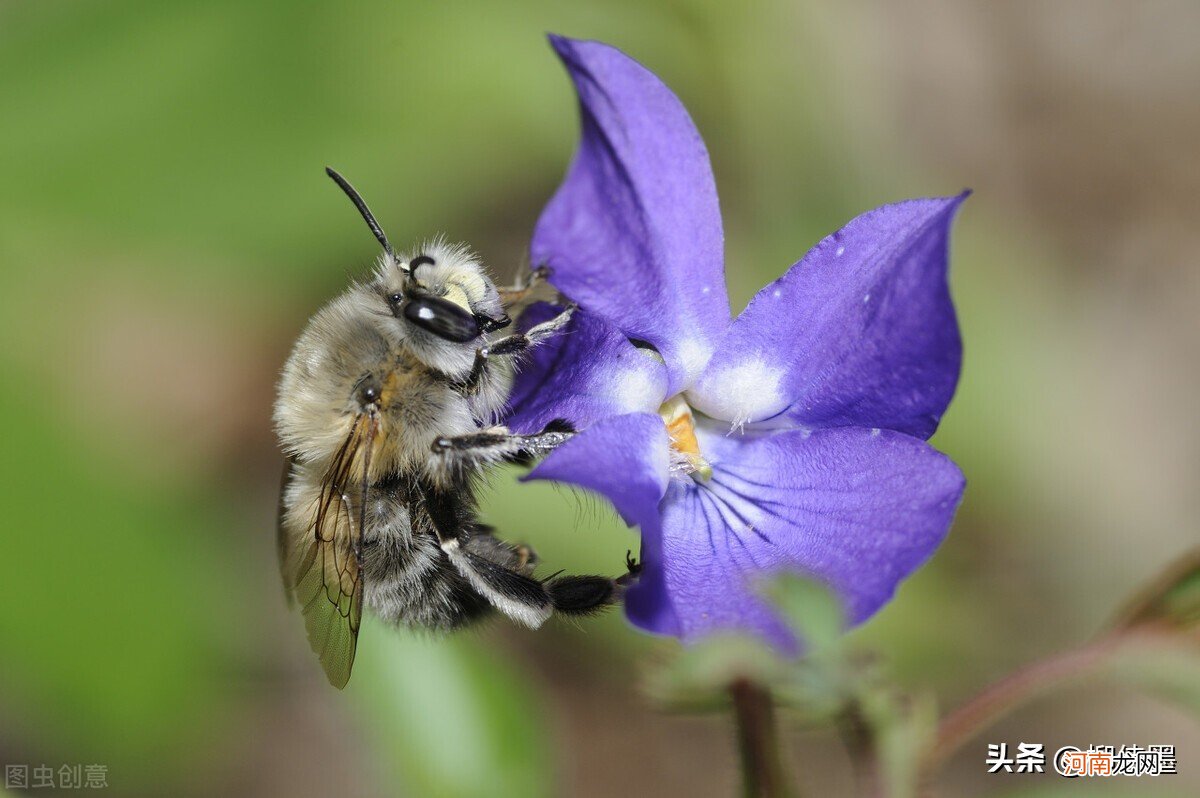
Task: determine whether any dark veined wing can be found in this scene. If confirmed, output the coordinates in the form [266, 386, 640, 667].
[285, 414, 375, 689]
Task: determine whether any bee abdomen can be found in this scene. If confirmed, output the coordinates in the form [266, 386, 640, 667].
[364, 550, 490, 630]
[361, 481, 492, 630]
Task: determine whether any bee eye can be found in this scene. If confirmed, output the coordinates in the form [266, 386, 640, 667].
[402, 294, 481, 343]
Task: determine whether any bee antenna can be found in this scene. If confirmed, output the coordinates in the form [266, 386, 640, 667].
[325, 166, 394, 257]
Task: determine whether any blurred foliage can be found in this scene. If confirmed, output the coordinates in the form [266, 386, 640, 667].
[647, 566, 1200, 797]
[642, 577, 945, 798]
[350, 623, 552, 798]
[1, 1, 1197, 796]
[1104, 637, 1200, 722]
[1112, 551, 1200, 632]
[645, 576, 851, 719]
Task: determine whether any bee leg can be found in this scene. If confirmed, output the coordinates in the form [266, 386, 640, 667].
[457, 303, 575, 396]
[421, 482, 554, 628]
[457, 346, 491, 394]
[421, 480, 623, 628]
[451, 539, 623, 623]
[497, 264, 552, 306]
[443, 537, 555, 629]
[488, 303, 576, 358]
[466, 522, 538, 569]
[463, 534, 538, 575]
[431, 421, 575, 464]
[545, 575, 622, 615]
[619, 549, 643, 586]
[546, 550, 643, 615]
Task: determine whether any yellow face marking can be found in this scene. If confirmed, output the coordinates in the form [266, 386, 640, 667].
[442, 283, 472, 312]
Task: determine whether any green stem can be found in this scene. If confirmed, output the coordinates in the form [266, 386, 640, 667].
[837, 703, 880, 798]
[730, 679, 793, 798]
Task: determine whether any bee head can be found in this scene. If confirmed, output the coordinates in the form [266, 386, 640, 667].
[325, 167, 510, 345]
[379, 241, 510, 344]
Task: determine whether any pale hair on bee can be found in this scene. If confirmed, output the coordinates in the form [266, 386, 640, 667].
[274, 167, 638, 688]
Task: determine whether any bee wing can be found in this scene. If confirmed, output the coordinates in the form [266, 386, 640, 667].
[293, 522, 362, 689]
[277, 458, 297, 608]
[287, 417, 370, 689]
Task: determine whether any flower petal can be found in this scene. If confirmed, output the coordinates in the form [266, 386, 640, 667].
[690, 195, 967, 439]
[623, 506, 680, 637]
[523, 411, 670, 524]
[534, 35, 730, 392]
[505, 305, 668, 435]
[653, 424, 964, 650]
[522, 411, 679, 636]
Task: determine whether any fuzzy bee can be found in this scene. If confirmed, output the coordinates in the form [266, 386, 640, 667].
[275, 168, 632, 688]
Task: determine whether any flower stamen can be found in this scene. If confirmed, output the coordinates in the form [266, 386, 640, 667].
[659, 395, 713, 481]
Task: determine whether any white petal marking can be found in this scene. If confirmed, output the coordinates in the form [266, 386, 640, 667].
[694, 358, 785, 429]
[677, 338, 715, 381]
[609, 367, 663, 413]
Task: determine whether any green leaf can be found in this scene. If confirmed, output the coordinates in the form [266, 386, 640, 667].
[349, 623, 553, 798]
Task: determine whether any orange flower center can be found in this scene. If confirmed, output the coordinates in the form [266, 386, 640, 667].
[659, 395, 713, 481]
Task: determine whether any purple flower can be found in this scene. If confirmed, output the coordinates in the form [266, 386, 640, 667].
[509, 35, 967, 651]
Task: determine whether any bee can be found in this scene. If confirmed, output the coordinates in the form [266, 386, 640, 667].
[275, 168, 633, 688]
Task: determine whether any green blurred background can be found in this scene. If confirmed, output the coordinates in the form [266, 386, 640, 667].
[1, 1, 1197, 795]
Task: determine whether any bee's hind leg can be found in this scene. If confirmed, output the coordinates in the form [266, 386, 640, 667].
[421, 482, 555, 628]
[451, 537, 635, 625]
[546, 550, 643, 615]
[455, 545, 628, 622]
[544, 575, 620, 616]
[463, 532, 538, 575]
[421, 475, 632, 629]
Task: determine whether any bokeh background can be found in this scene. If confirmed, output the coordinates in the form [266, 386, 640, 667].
[1, 1, 1197, 795]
